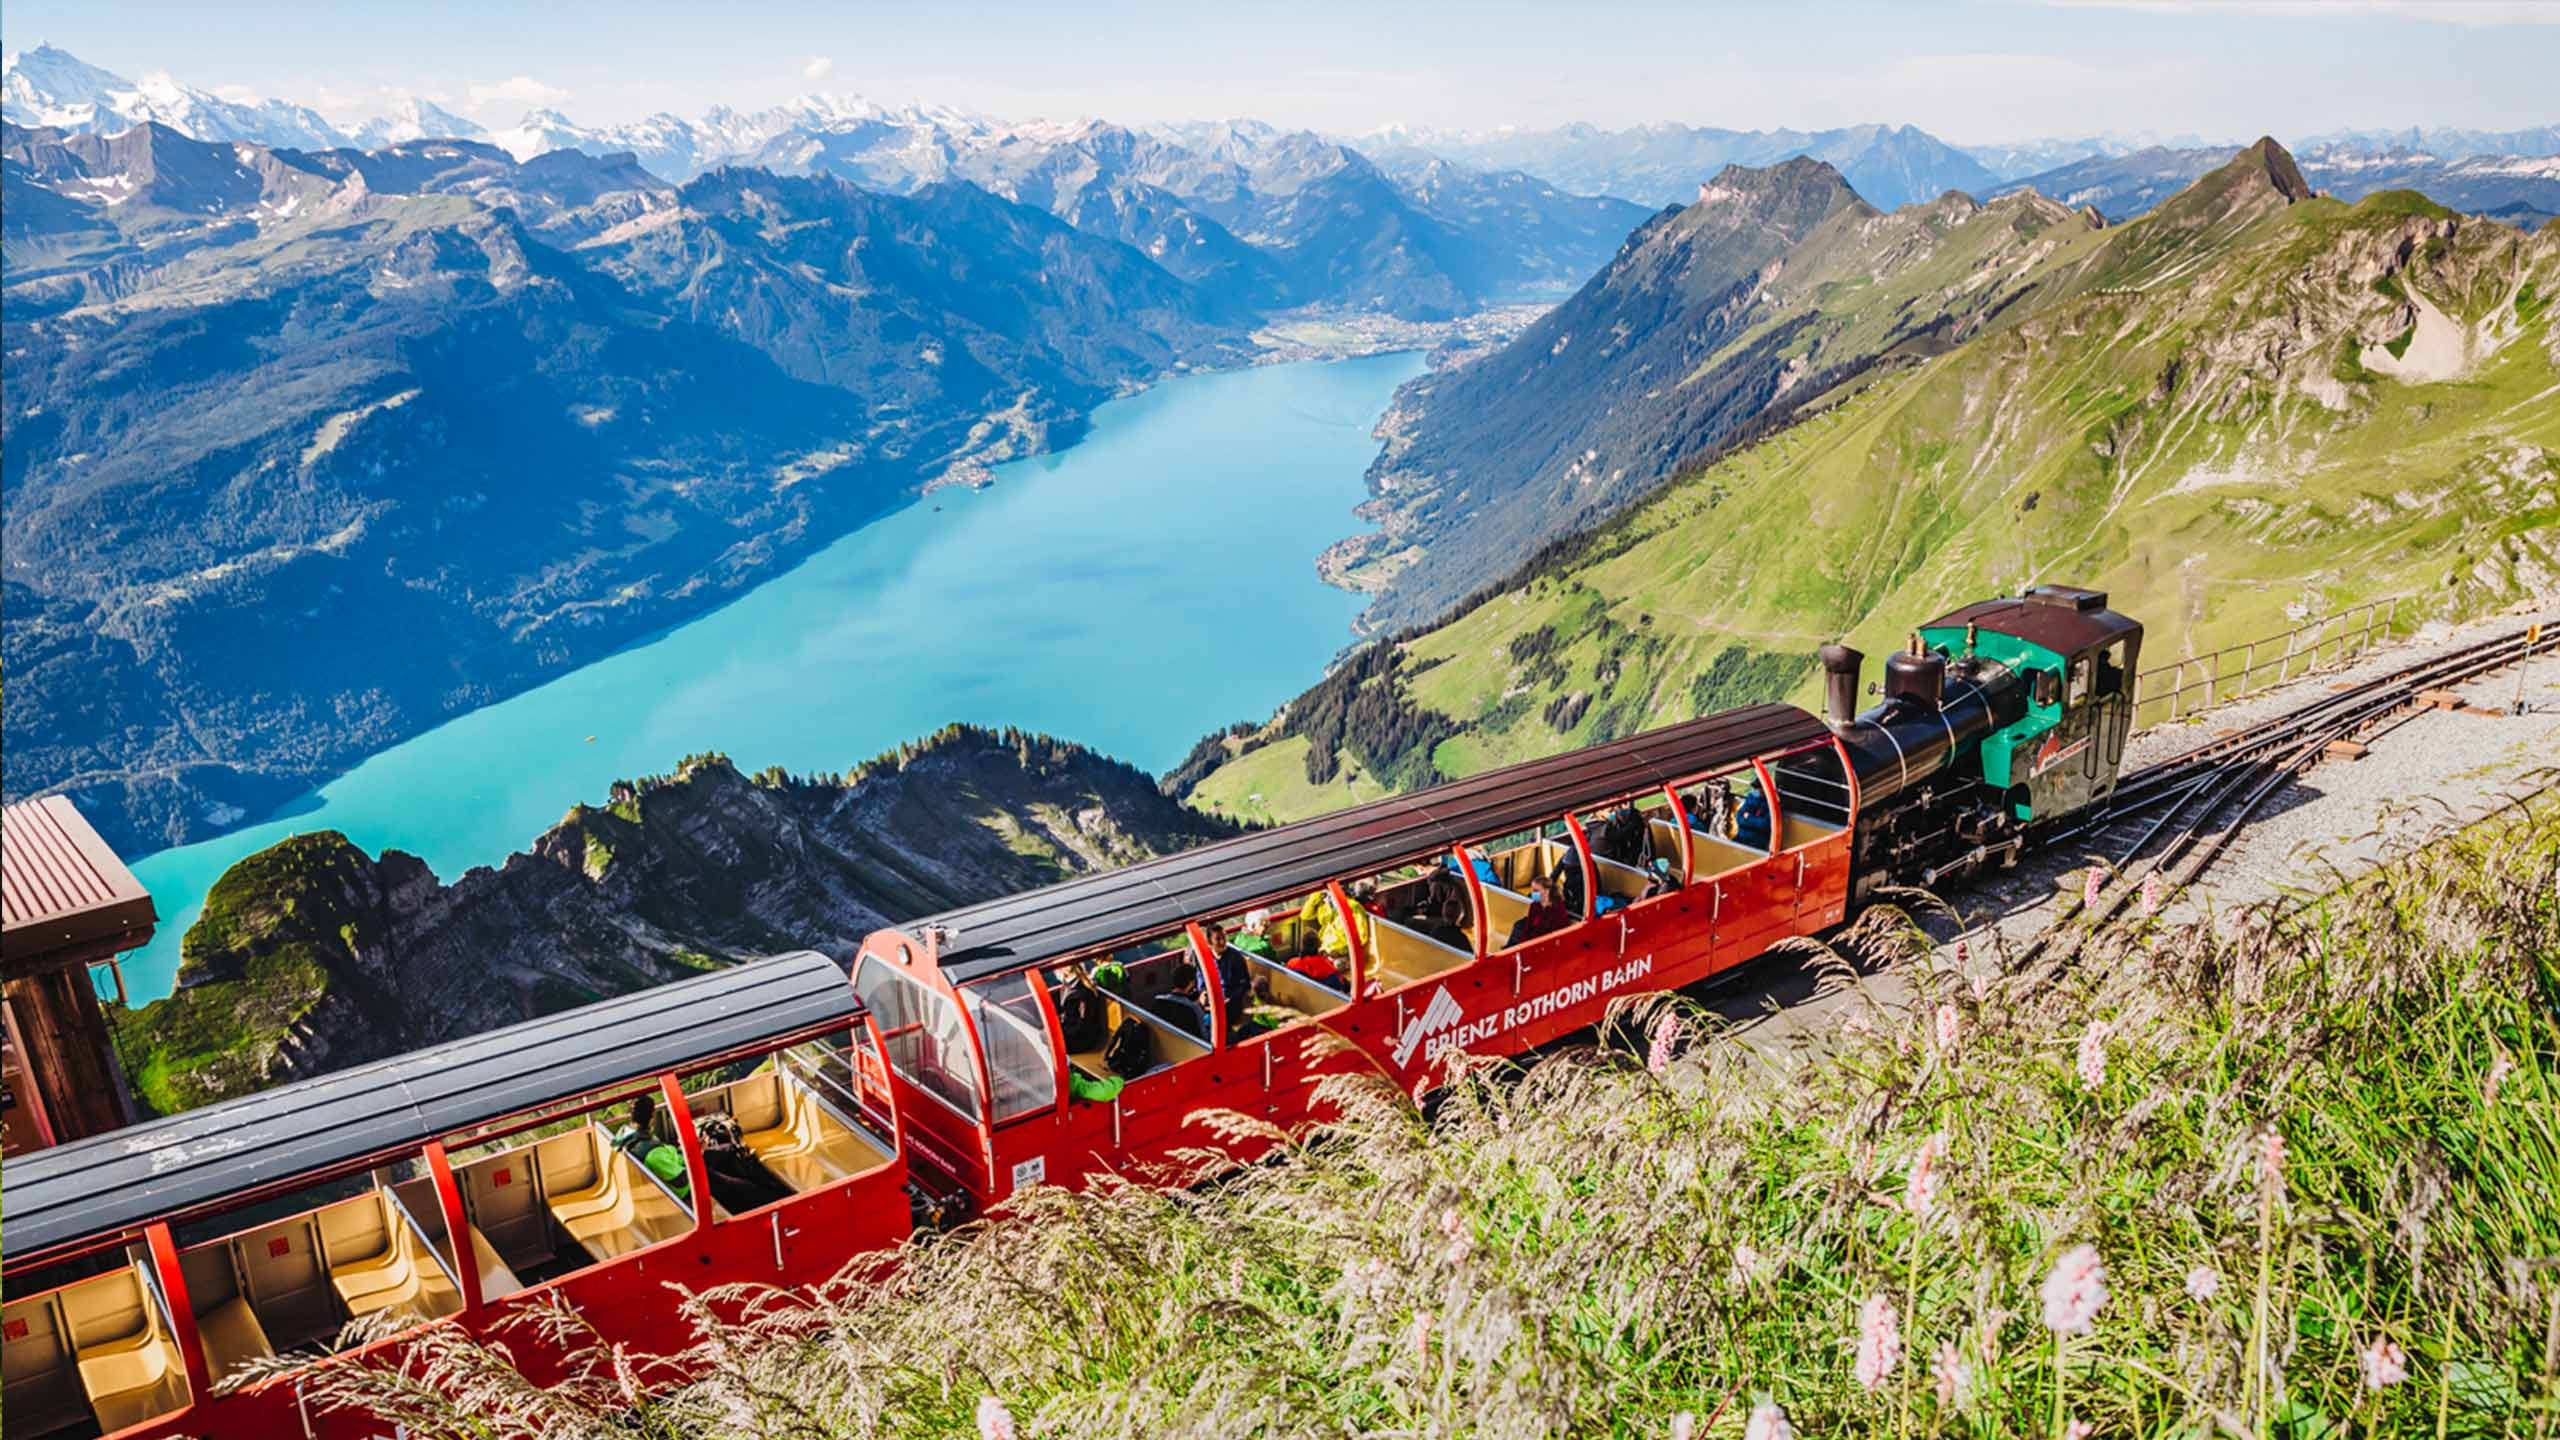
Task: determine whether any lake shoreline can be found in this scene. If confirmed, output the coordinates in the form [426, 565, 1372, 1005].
[118, 352, 1431, 1001]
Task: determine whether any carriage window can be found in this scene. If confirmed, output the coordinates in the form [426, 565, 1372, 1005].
[1574, 794, 1684, 908]
[2067, 655, 2093, 706]
[1197, 902, 1353, 1032]
[853, 954, 983, 1121]
[437, 1079, 693, 1295]
[1049, 933, 1216, 1089]
[2034, 667, 2061, 708]
[1680, 769, 1776, 861]
[678, 1042, 896, 1207]
[3, 1253, 192, 1434]
[960, 974, 1058, 1123]
[2095, 638, 2128, 697]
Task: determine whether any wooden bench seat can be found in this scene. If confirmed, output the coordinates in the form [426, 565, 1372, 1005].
[543, 1131, 691, 1262]
[61, 1266, 189, 1432]
[197, 1295, 274, 1385]
[732, 1072, 889, 1193]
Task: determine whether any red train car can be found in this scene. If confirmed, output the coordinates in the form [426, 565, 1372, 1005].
[0, 952, 908, 1440]
[852, 702, 1856, 1215]
[2, 703, 1861, 1438]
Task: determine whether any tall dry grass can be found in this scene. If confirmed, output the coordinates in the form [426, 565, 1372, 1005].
[311, 804, 2560, 1438]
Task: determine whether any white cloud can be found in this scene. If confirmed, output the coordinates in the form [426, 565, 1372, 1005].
[2034, 0, 2560, 23]
[804, 55, 835, 81]
[467, 74, 572, 111]
[209, 83, 265, 104]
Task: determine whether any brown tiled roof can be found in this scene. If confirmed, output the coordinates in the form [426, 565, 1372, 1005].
[2, 796, 158, 972]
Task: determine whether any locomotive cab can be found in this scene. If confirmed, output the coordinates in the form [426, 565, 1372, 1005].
[1919, 585, 2142, 824]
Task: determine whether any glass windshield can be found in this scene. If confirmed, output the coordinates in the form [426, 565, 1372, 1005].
[960, 973, 1058, 1123]
[853, 953, 984, 1121]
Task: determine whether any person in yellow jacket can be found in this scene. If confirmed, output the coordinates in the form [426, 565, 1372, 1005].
[1296, 881, 1376, 963]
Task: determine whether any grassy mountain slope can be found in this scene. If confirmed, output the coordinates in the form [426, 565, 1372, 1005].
[1186, 144, 2560, 824]
[1334, 161, 2130, 632]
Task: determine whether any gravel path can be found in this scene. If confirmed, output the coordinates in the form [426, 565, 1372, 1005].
[1693, 599, 2560, 1050]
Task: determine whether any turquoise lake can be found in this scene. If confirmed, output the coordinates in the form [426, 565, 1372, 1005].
[120, 351, 1423, 1002]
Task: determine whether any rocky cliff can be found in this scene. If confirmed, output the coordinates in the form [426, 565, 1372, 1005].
[111, 725, 1238, 1113]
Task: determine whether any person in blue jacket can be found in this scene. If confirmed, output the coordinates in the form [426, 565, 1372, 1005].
[1735, 783, 1773, 852]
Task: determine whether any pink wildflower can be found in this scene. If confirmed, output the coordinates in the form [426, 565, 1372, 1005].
[1648, 1014, 1683, 1075]
[2065, 1421, 2094, 1440]
[1904, 1131, 1947, 1219]
[1933, 1341, 1971, 1408]
[2040, 1243, 2109, 1334]
[2259, 1128, 2287, 1189]
[2361, 1338, 2408, 1389]
[2077, 1024, 2107, 1088]
[1854, 1293, 1904, 1388]
[976, 1395, 1017, 1440]
[1410, 1310, 1434, 1362]
[2082, 865, 2104, 908]
[1441, 1208, 1472, 1265]
[1744, 1402, 1798, 1440]
[1934, 1002, 1961, 1054]
[2141, 871, 2162, 915]
[1953, 938, 1970, 967]
[2184, 1266, 2220, 1303]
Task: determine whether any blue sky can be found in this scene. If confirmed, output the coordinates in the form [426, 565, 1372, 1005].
[5, 0, 2554, 141]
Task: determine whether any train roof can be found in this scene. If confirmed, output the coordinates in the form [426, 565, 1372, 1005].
[1924, 586, 2142, 658]
[2, 950, 857, 1267]
[913, 702, 1831, 985]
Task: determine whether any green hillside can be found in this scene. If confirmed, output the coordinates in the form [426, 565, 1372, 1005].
[1186, 146, 2560, 822]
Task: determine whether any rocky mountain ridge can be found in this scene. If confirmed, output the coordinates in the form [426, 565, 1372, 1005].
[115, 726, 1237, 1114]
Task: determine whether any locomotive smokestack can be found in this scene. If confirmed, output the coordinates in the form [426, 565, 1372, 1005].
[1818, 643, 1863, 729]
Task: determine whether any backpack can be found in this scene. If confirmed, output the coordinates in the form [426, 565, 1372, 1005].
[1056, 979, 1108, 1051]
[1103, 1016, 1157, 1078]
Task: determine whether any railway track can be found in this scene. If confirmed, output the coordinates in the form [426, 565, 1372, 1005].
[2010, 620, 2554, 971]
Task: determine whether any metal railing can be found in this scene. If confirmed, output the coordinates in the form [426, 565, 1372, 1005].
[2132, 596, 2406, 729]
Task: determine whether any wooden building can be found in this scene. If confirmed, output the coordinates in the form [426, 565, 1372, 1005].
[2, 796, 157, 1155]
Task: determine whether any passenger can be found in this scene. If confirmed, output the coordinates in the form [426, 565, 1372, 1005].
[1735, 784, 1773, 852]
[1640, 855, 1683, 899]
[1691, 783, 1738, 839]
[1055, 968, 1110, 1052]
[1285, 949, 1343, 986]
[1200, 923, 1255, 1036]
[1550, 855, 1586, 918]
[1447, 847, 1500, 887]
[1231, 909, 1278, 960]
[696, 1113, 793, 1213]
[1154, 988, 1209, 1039]
[1504, 878, 1569, 949]
[611, 1093, 690, 1201]
[1296, 882, 1375, 963]
[1595, 803, 1650, 866]
[1417, 867, 1473, 949]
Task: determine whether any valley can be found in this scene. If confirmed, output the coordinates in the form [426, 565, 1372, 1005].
[1, 50, 1648, 859]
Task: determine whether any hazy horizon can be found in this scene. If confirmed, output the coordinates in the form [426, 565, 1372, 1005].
[5, 0, 2555, 148]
